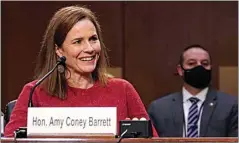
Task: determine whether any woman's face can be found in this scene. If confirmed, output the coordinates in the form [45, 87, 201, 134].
[56, 18, 101, 75]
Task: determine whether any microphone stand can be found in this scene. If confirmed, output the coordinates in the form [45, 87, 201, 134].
[28, 56, 66, 107]
[14, 57, 66, 138]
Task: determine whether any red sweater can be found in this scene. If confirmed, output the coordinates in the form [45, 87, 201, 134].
[4, 78, 158, 137]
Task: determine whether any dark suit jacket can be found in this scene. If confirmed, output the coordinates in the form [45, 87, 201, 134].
[148, 88, 238, 137]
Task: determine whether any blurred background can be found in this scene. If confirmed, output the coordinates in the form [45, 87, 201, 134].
[1, 1, 238, 111]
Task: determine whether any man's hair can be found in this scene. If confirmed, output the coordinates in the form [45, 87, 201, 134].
[179, 44, 211, 66]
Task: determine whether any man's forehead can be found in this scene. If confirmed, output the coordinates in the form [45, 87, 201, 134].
[183, 48, 210, 61]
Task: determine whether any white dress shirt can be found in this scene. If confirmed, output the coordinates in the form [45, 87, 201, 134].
[182, 87, 208, 137]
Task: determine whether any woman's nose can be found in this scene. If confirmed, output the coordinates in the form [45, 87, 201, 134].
[83, 41, 94, 52]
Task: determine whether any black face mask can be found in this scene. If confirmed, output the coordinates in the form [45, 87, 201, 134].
[182, 65, 211, 89]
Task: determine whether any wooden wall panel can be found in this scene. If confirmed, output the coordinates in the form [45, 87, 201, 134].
[124, 2, 238, 108]
[1, 1, 123, 110]
[1, 1, 237, 110]
[219, 66, 238, 96]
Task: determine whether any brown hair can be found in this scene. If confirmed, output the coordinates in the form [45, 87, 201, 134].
[35, 5, 109, 99]
[179, 44, 211, 66]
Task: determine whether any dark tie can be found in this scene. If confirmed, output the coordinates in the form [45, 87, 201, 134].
[187, 97, 200, 137]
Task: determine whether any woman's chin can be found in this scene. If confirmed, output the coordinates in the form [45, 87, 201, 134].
[80, 67, 96, 74]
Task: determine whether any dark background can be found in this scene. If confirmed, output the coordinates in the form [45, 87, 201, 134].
[1, 1, 238, 110]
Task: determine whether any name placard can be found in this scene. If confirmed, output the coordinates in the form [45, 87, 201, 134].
[27, 107, 117, 136]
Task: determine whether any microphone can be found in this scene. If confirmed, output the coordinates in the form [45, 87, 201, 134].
[28, 56, 66, 107]
[14, 57, 66, 139]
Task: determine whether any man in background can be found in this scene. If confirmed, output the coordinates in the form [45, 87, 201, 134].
[148, 44, 238, 137]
